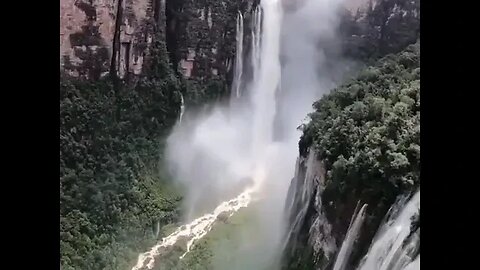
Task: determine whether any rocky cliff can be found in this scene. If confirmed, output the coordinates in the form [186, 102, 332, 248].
[339, 0, 420, 62]
[165, 0, 258, 105]
[283, 40, 420, 269]
[60, 0, 159, 80]
[60, 0, 418, 98]
[60, 1, 253, 87]
[282, 7, 421, 267]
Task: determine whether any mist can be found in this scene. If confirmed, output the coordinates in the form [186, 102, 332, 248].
[163, 0, 350, 269]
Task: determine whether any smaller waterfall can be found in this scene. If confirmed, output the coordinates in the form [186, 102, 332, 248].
[332, 203, 368, 270]
[356, 191, 420, 270]
[153, 221, 160, 239]
[284, 151, 317, 245]
[178, 93, 185, 123]
[232, 11, 244, 99]
[251, 5, 262, 83]
[282, 150, 336, 262]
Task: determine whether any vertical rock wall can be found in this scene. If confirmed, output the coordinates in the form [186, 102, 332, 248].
[60, 0, 255, 86]
[60, 0, 159, 80]
[167, 0, 255, 80]
[339, 0, 420, 61]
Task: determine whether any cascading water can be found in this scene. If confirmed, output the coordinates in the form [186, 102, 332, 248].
[283, 151, 320, 249]
[329, 191, 420, 270]
[131, 0, 359, 268]
[332, 204, 368, 270]
[282, 149, 337, 268]
[232, 11, 244, 99]
[154, 221, 160, 239]
[178, 93, 185, 123]
[250, 5, 262, 83]
[250, 0, 282, 160]
[356, 191, 420, 270]
[131, 1, 284, 269]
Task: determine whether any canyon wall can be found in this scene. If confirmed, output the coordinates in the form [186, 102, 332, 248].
[60, 0, 159, 80]
[60, 0, 254, 84]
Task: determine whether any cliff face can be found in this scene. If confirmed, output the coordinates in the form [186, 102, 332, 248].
[60, 0, 158, 80]
[283, 151, 337, 270]
[282, 2, 421, 263]
[59, 0, 419, 89]
[166, 0, 254, 79]
[339, 0, 420, 61]
[60, 0, 255, 89]
[165, 0, 256, 105]
[283, 40, 420, 270]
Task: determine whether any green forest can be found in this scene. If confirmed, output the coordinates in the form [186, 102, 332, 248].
[60, 37, 187, 270]
[293, 41, 420, 269]
[302, 41, 420, 201]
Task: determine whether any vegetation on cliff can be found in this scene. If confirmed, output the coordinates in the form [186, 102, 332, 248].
[60, 37, 184, 270]
[297, 41, 420, 268]
[339, 0, 420, 63]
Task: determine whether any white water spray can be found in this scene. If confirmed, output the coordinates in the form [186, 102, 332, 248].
[131, 0, 351, 268]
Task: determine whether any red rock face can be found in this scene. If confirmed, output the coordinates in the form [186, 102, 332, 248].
[60, 0, 154, 79]
[59, 0, 248, 82]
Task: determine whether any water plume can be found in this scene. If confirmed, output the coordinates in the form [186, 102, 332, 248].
[132, 0, 350, 269]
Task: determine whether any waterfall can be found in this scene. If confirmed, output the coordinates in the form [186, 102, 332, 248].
[132, 1, 284, 269]
[356, 191, 420, 270]
[283, 151, 318, 247]
[332, 204, 368, 270]
[250, 0, 282, 158]
[326, 191, 420, 270]
[154, 221, 160, 239]
[250, 5, 262, 83]
[232, 11, 244, 99]
[282, 150, 337, 264]
[178, 93, 185, 123]
[329, 191, 420, 270]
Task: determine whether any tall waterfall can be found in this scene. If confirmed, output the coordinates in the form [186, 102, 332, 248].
[250, 0, 282, 159]
[232, 11, 244, 99]
[132, 1, 284, 269]
[250, 5, 262, 83]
